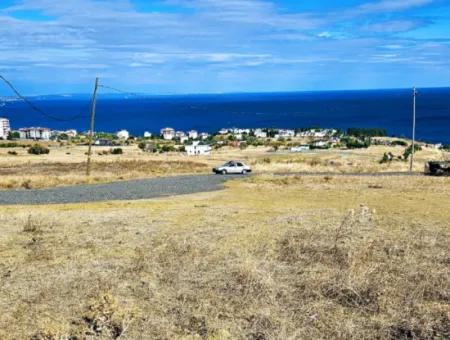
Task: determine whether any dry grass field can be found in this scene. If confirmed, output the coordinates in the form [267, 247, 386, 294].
[0, 142, 447, 189]
[0, 175, 449, 339]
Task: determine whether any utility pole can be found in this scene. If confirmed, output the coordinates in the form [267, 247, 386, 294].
[86, 77, 99, 176]
[409, 86, 417, 173]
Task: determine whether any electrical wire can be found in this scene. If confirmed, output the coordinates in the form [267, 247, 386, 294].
[98, 84, 151, 99]
[0, 75, 90, 122]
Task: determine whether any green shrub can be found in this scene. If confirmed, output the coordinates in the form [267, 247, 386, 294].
[347, 128, 387, 138]
[28, 144, 50, 155]
[379, 152, 395, 164]
[0, 142, 19, 148]
[403, 144, 422, 160]
[160, 145, 175, 153]
[342, 137, 371, 149]
[7, 150, 18, 156]
[111, 148, 123, 155]
[391, 140, 408, 147]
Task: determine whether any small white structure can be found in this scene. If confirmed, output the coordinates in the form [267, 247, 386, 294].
[0, 118, 11, 139]
[290, 145, 310, 153]
[144, 131, 152, 138]
[19, 127, 51, 140]
[218, 128, 229, 135]
[185, 141, 212, 156]
[254, 129, 267, 138]
[188, 130, 198, 139]
[278, 129, 295, 138]
[200, 132, 209, 140]
[117, 129, 130, 140]
[161, 127, 175, 140]
[313, 140, 329, 148]
[180, 136, 189, 144]
[176, 131, 186, 139]
[232, 128, 250, 134]
[65, 129, 77, 138]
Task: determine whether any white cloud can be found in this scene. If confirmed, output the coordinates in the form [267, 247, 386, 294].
[355, 0, 434, 14]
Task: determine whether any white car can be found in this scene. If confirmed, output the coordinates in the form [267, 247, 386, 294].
[213, 161, 252, 175]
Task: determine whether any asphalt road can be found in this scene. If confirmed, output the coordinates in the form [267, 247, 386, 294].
[0, 172, 424, 205]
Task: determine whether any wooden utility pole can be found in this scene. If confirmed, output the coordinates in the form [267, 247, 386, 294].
[86, 77, 99, 176]
[409, 86, 417, 173]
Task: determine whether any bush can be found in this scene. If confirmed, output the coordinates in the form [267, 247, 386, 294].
[0, 142, 19, 148]
[7, 150, 18, 156]
[342, 137, 371, 149]
[347, 128, 387, 138]
[138, 141, 146, 150]
[391, 140, 408, 147]
[160, 145, 176, 153]
[379, 152, 395, 164]
[403, 144, 422, 160]
[28, 144, 50, 155]
[111, 148, 123, 155]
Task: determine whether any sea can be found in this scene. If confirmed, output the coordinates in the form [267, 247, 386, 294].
[1, 87, 449, 144]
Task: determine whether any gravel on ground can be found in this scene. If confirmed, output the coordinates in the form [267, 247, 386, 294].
[0, 174, 229, 205]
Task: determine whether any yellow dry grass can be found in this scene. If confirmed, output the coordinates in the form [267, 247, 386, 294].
[1, 143, 448, 189]
[0, 175, 449, 339]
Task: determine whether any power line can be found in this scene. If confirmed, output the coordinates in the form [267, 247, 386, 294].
[98, 84, 151, 99]
[0, 75, 89, 122]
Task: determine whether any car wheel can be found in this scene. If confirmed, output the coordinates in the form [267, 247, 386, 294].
[241, 169, 247, 175]
[221, 170, 227, 175]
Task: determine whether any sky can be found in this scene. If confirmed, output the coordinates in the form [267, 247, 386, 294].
[0, 0, 450, 95]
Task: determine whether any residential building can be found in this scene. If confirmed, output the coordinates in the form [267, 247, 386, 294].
[200, 132, 209, 140]
[161, 127, 175, 140]
[278, 129, 295, 138]
[65, 129, 77, 138]
[94, 138, 113, 146]
[19, 127, 51, 140]
[175, 131, 186, 139]
[180, 136, 189, 144]
[0, 118, 11, 139]
[254, 129, 267, 138]
[185, 141, 212, 156]
[218, 128, 229, 135]
[188, 130, 198, 139]
[117, 129, 130, 140]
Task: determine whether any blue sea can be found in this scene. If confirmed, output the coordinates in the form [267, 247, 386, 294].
[1, 88, 449, 144]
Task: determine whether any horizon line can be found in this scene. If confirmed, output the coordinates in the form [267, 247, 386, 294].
[2, 86, 450, 99]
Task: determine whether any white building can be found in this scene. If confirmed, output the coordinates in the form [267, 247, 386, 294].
[278, 129, 295, 138]
[200, 132, 209, 140]
[218, 128, 229, 135]
[117, 129, 130, 140]
[144, 131, 152, 138]
[188, 130, 198, 139]
[65, 129, 77, 138]
[0, 118, 11, 139]
[175, 131, 186, 139]
[161, 127, 175, 140]
[185, 141, 212, 156]
[232, 128, 251, 134]
[180, 136, 189, 144]
[19, 127, 51, 140]
[254, 129, 267, 138]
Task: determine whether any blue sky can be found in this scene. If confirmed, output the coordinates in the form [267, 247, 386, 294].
[0, 0, 449, 94]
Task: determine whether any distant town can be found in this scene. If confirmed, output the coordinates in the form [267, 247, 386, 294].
[0, 117, 448, 156]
